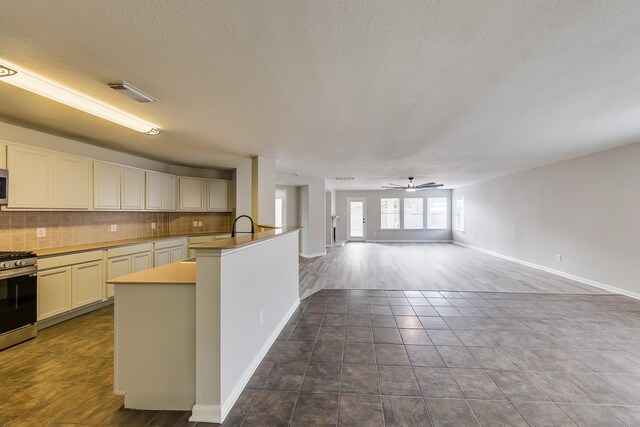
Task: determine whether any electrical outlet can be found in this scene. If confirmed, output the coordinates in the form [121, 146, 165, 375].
[556, 254, 562, 262]
[259, 310, 264, 326]
[110, 224, 117, 232]
[198, 221, 203, 227]
[150, 222, 156, 229]
[36, 227, 47, 238]
[193, 221, 198, 227]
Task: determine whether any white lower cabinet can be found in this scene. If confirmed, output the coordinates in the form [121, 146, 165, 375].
[71, 261, 104, 308]
[106, 243, 153, 298]
[38, 267, 72, 320]
[37, 250, 104, 321]
[154, 248, 171, 267]
[154, 238, 187, 266]
[132, 251, 153, 273]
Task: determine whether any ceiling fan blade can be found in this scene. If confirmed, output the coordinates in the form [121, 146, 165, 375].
[416, 184, 444, 189]
[381, 186, 405, 189]
[386, 183, 404, 187]
[415, 182, 435, 188]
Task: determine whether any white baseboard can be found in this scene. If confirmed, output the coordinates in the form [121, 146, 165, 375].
[452, 241, 640, 300]
[300, 251, 326, 258]
[190, 404, 221, 423]
[218, 298, 301, 422]
[366, 239, 453, 243]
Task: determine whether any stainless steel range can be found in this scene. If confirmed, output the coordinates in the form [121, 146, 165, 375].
[0, 251, 37, 350]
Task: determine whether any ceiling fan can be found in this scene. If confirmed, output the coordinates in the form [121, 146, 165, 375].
[382, 177, 444, 192]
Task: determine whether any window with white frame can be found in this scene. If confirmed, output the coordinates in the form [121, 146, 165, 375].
[454, 196, 464, 231]
[403, 198, 423, 229]
[380, 198, 400, 229]
[275, 189, 286, 227]
[427, 197, 448, 229]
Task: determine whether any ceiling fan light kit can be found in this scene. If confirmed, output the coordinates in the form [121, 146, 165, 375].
[382, 177, 444, 191]
[0, 61, 161, 135]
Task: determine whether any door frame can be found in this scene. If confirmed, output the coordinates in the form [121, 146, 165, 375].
[347, 197, 367, 241]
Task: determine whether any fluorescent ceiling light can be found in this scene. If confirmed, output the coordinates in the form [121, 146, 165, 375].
[0, 62, 161, 135]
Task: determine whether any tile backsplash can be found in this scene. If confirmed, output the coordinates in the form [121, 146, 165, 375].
[0, 211, 232, 251]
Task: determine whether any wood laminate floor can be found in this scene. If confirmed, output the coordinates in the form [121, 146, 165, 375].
[299, 243, 608, 298]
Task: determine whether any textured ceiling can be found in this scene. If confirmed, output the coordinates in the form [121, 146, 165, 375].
[1, 1, 640, 188]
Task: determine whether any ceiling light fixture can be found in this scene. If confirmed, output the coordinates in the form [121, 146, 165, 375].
[0, 62, 161, 135]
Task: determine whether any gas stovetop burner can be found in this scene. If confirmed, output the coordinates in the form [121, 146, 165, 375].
[0, 251, 37, 261]
[0, 251, 37, 270]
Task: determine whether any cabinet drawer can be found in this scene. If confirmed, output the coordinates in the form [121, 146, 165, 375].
[38, 250, 103, 270]
[107, 243, 153, 259]
[154, 238, 186, 250]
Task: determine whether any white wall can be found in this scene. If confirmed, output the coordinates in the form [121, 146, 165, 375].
[276, 185, 300, 227]
[276, 173, 326, 257]
[335, 189, 453, 242]
[251, 156, 276, 226]
[452, 141, 640, 297]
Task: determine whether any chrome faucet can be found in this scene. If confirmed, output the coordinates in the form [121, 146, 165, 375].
[231, 215, 255, 237]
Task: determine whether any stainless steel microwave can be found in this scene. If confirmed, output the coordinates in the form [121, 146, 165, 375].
[0, 169, 7, 205]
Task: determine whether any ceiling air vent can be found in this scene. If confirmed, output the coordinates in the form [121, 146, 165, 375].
[334, 177, 357, 181]
[106, 81, 158, 103]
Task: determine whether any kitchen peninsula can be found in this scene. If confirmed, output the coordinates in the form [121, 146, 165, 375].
[109, 226, 301, 424]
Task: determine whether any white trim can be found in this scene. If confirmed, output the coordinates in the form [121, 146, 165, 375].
[366, 239, 452, 243]
[218, 298, 301, 422]
[300, 251, 326, 258]
[190, 404, 221, 423]
[452, 241, 640, 300]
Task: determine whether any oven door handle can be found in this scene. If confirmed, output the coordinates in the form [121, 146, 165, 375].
[0, 266, 37, 280]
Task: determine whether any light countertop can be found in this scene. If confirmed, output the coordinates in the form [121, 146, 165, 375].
[189, 227, 300, 250]
[34, 231, 232, 257]
[108, 259, 196, 285]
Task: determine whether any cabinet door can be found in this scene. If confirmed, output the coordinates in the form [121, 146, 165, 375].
[170, 245, 185, 263]
[71, 261, 103, 309]
[7, 145, 54, 208]
[154, 248, 171, 267]
[206, 180, 228, 211]
[162, 175, 177, 210]
[94, 162, 121, 209]
[132, 251, 152, 273]
[106, 256, 132, 298]
[38, 267, 72, 320]
[53, 154, 91, 209]
[121, 167, 145, 210]
[145, 172, 163, 210]
[179, 178, 204, 211]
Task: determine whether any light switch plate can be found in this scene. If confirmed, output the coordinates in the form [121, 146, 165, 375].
[36, 227, 47, 238]
[150, 222, 156, 229]
[198, 221, 203, 227]
[111, 224, 117, 232]
[193, 221, 198, 227]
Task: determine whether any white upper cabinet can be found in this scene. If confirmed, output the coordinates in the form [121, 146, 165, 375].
[94, 162, 121, 210]
[179, 177, 205, 211]
[7, 145, 54, 208]
[206, 180, 228, 211]
[53, 154, 91, 209]
[146, 172, 177, 211]
[162, 175, 177, 210]
[145, 172, 163, 210]
[121, 167, 145, 210]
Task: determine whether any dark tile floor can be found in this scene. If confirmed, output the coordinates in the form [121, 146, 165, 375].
[2, 289, 640, 426]
[235, 289, 640, 426]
